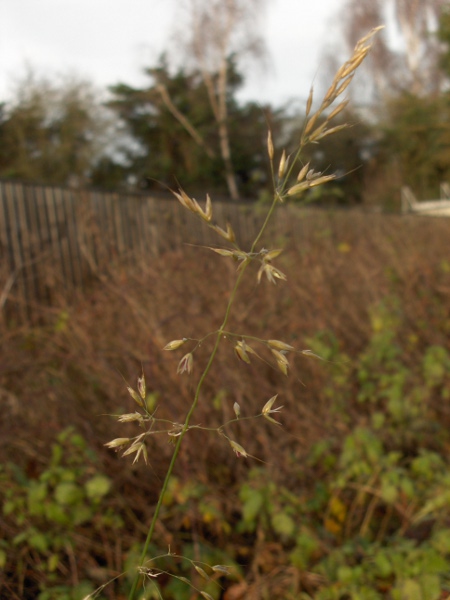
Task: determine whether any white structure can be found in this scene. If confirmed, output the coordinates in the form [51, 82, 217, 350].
[401, 184, 450, 217]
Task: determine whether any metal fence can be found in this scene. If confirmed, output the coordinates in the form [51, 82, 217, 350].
[0, 181, 269, 322]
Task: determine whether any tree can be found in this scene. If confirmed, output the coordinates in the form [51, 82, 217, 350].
[167, 0, 268, 199]
[106, 57, 275, 198]
[438, 4, 450, 78]
[279, 106, 374, 205]
[380, 92, 450, 198]
[325, 0, 447, 101]
[0, 72, 110, 186]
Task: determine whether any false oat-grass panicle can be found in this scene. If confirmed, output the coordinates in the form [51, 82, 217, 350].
[272, 26, 384, 204]
[102, 27, 382, 600]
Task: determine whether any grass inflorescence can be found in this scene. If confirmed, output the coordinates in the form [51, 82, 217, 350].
[100, 27, 384, 600]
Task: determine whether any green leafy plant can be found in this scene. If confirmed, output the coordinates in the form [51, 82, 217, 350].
[291, 298, 450, 598]
[1, 428, 120, 599]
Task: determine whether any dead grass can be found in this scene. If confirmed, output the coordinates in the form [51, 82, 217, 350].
[1, 208, 449, 596]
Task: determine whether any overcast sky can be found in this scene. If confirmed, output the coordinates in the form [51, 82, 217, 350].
[0, 0, 344, 107]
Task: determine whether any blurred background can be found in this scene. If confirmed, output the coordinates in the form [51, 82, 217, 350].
[1, 0, 449, 204]
[1, 2, 450, 599]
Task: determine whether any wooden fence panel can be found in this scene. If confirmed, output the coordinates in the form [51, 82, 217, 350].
[0, 181, 269, 322]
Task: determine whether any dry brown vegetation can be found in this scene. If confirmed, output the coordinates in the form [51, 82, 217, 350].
[1, 208, 450, 598]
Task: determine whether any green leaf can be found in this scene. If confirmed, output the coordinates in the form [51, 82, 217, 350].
[419, 574, 442, 600]
[85, 475, 111, 500]
[70, 504, 92, 526]
[27, 482, 48, 516]
[380, 482, 398, 504]
[242, 490, 263, 524]
[291, 530, 319, 569]
[271, 512, 296, 537]
[392, 579, 422, 600]
[47, 553, 60, 572]
[29, 532, 50, 553]
[45, 502, 69, 525]
[373, 551, 393, 578]
[54, 482, 83, 506]
[3, 500, 16, 516]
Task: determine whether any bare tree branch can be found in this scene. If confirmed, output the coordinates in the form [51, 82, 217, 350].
[170, 0, 268, 200]
[155, 83, 216, 159]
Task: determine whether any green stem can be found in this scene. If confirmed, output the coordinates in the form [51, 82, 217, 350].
[250, 198, 277, 253]
[129, 269, 246, 599]
[129, 197, 278, 599]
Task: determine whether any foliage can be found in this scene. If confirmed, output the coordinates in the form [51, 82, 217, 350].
[326, 0, 446, 99]
[438, 4, 450, 78]
[105, 56, 273, 197]
[378, 92, 450, 199]
[1, 205, 449, 597]
[0, 428, 121, 599]
[283, 109, 374, 205]
[0, 73, 110, 187]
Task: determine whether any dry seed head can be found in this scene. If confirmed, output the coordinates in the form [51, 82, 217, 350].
[262, 394, 278, 415]
[264, 248, 283, 261]
[168, 423, 184, 438]
[326, 99, 349, 123]
[200, 592, 215, 600]
[212, 565, 232, 575]
[309, 120, 328, 141]
[313, 124, 349, 142]
[335, 74, 354, 97]
[127, 386, 144, 407]
[208, 247, 235, 258]
[212, 223, 235, 243]
[262, 394, 284, 424]
[234, 250, 249, 261]
[234, 340, 254, 364]
[306, 86, 314, 116]
[267, 340, 294, 351]
[195, 566, 210, 580]
[322, 80, 338, 106]
[226, 223, 236, 243]
[173, 189, 196, 212]
[236, 256, 250, 272]
[297, 162, 310, 182]
[341, 50, 368, 78]
[271, 349, 289, 375]
[301, 349, 325, 360]
[357, 25, 384, 46]
[122, 440, 145, 458]
[278, 150, 288, 179]
[267, 130, 274, 161]
[308, 174, 336, 188]
[118, 412, 144, 423]
[258, 263, 287, 285]
[229, 439, 248, 458]
[192, 197, 202, 214]
[194, 195, 213, 222]
[163, 339, 186, 351]
[233, 402, 241, 418]
[304, 112, 319, 137]
[205, 194, 212, 221]
[286, 180, 311, 197]
[137, 374, 146, 400]
[177, 352, 193, 375]
[289, 174, 335, 196]
[128, 443, 147, 464]
[306, 168, 320, 180]
[105, 437, 131, 449]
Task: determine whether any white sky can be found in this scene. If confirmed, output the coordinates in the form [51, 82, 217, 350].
[0, 0, 344, 107]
